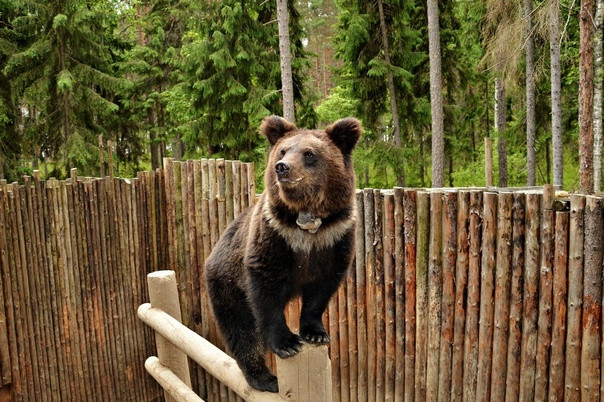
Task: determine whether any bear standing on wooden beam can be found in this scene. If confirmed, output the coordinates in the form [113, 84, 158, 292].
[205, 115, 361, 393]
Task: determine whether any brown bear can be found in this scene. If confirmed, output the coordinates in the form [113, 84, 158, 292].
[205, 115, 361, 393]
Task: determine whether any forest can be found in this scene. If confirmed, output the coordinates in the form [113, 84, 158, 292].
[0, 0, 596, 191]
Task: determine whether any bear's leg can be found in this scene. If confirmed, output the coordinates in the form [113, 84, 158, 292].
[247, 274, 303, 359]
[208, 281, 278, 392]
[299, 275, 344, 345]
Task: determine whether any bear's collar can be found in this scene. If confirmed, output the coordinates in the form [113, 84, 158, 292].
[296, 212, 322, 233]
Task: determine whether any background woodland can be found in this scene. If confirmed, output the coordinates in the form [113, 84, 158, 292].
[0, 0, 595, 191]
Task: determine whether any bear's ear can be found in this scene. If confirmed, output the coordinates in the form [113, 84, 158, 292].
[325, 118, 362, 155]
[260, 115, 297, 146]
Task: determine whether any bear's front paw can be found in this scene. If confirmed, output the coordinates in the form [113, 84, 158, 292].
[270, 332, 303, 359]
[300, 323, 330, 345]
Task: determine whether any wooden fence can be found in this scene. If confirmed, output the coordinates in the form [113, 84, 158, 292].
[0, 158, 602, 401]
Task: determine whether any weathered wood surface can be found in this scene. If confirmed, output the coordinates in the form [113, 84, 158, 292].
[0, 171, 600, 402]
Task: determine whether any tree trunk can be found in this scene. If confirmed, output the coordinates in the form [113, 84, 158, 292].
[495, 78, 508, 187]
[427, 0, 444, 187]
[525, 0, 536, 186]
[172, 136, 185, 161]
[277, 0, 295, 122]
[550, 0, 564, 188]
[377, 0, 405, 186]
[579, 0, 595, 193]
[594, 0, 603, 191]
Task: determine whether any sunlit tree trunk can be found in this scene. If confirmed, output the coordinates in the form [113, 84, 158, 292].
[427, 0, 444, 187]
[579, 0, 595, 193]
[525, 0, 536, 186]
[593, 0, 603, 191]
[550, 0, 563, 188]
[377, 0, 405, 186]
[495, 78, 508, 187]
[277, 0, 295, 122]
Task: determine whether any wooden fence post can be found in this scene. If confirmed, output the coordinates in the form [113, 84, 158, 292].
[276, 344, 332, 402]
[146, 270, 192, 402]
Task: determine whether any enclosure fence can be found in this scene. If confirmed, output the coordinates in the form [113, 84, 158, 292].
[0, 158, 600, 401]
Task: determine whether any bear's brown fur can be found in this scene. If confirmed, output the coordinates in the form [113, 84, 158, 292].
[205, 115, 361, 392]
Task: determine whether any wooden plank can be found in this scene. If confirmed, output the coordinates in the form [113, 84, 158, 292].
[426, 192, 442, 401]
[374, 189, 385, 402]
[355, 190, 367, 402]
[403, 189, 417, 402]
[383, 192, 396, 401]
[519, 192, 541, 401]
[231, 160, 241, 218]
[0, 181, 13, 387]
[393, 187, 404, 402]
[548, 211, 569, 401]
[363, 188, 376, 402]
[415, 191, 430, 401]
[490, 192, 513, 401]
[438, 191, 457, 402]
[451, 191, 470, 402]
[225, 161, 234, 224]
[535, 186, 555, 400]
[476, 192, 497, 401]
[23, 179, 49, 401]
[505, 193, 526, 402]
[581, 195, 602, 400]
[463, 191, 483, 401]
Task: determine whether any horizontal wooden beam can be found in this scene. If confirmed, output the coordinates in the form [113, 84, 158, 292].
[138, 303, 283, 402]
[144, 357, 204, 402]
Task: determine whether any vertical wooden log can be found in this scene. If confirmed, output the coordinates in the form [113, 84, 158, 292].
[415, 191, 430, 401]
[548, 211, 569, 401]
[383, 192, 396, 401]
[463, 191, 483, 401]
[403, 190, 417, 402]
[147, 271, 192, 402]
[535, 186, 555, 400]
[476, 192, 497, 401]
[225, 160, 234, 224]
[328, 286, 340, 402]
[438, 191, 457, 402]
[393, 188, 405, 402]
[232, 161, 241, 219]
[505, 192, 526, 402]
[519, 192, 541, 401]
[490, 192, 513, 401]
[246, 162, 255, 206]
[363, 189, 376, 402]
[374, 189, 385, 402]
[451, 191, 470, 402]
[338, 258, 350, 402]
[426, 192, 443, 402]
[208, 159, 219, 249]
[355, 190, 367, 402]
[581, 196, 602, 400]
[0, 178, 13, 388]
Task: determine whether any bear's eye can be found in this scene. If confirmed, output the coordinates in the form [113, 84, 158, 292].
[304, 151, 315, 160]
[280, 149, 286, 157]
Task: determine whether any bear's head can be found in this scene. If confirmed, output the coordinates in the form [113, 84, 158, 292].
[260, 115, 362, 217]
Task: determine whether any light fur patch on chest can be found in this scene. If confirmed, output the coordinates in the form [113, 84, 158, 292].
[262, 201, 356, 253]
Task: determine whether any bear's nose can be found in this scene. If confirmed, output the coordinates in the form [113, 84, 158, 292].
[275, 161, 291, 177]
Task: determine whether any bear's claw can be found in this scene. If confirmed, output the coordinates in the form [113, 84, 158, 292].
[245, 372, 279, 393]
[300, 328, 330, 345]
[270, 333, 303, 359]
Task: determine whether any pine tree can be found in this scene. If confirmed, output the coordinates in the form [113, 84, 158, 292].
[4, 0, 122, 175]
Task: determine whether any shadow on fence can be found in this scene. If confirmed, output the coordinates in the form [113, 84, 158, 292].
[0, 158, 601, 401]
